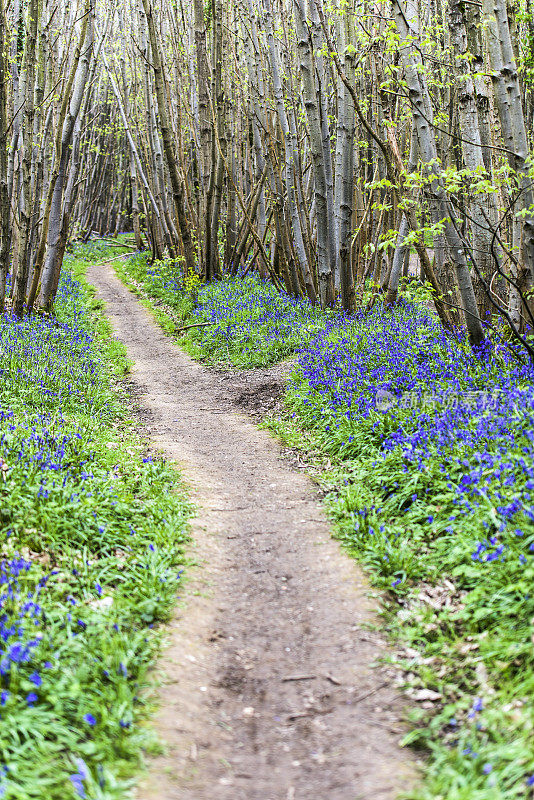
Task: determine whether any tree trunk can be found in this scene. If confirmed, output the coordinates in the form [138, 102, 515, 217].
[482, 0, 534, 317]
[12, 0, 38, 318]
[36, 3, 94, 310]
[142, 0, 196, 276]
[0, 0, 9, 310]
[335, 2, 356, 312]
[393, 0, 485, 346]
[294, 0, 335, 307]
[448, 0, 501, 321]
[262, 0, 314, 300]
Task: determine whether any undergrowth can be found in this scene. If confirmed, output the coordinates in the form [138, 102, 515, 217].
[120, 252, 534, 800]
[0, 242, 190, 799]
[118, 252, 342, 367]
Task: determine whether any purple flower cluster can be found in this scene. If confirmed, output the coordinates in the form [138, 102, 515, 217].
[189, 276, 337, 365]
[69, 758, 90, 798]
[290, 302, 534, 556]
[0, 410, 87, 480]
[0, 557, 48, 680]
[294, 303, 530, 432]
[0, 273, 104, 410]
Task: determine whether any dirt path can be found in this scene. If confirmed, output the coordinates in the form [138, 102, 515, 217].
[87, 262, 417, 800]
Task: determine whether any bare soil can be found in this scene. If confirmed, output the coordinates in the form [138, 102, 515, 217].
[214, 359, 294, 421]
[87, 261, 418, 800]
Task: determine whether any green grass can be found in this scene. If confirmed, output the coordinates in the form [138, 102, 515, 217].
[0, 241, 190, 799]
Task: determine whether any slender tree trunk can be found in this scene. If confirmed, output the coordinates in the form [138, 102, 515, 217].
[12, 0, 38, 318]
[0, 0, 9, 310]
[482, 0, 534, 317]
[262, 0, 314, 300]
[393, 0, 485, 346]
[310, 0, 337, 288]
[448, 0, 501, 321]
[208, 0, 225, 280]
[36, 3, 94, 310]
[336, 2, 356, 312]
[142, 0, 196, 275]
[294, 0, 335, 306]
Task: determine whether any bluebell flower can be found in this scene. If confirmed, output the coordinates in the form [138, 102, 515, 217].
[29, 671, 42, 687]
[69, 761, 89, 799]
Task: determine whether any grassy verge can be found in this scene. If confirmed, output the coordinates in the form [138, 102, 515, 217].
[0, 242, 190, 799]
[119, 253, 534, 800]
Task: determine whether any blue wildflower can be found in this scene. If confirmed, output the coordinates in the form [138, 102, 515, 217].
[29, 672, 42, 687]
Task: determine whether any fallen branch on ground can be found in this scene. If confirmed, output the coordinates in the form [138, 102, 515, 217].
[176, 321, 215, 334]
[92, 253, 132, 269]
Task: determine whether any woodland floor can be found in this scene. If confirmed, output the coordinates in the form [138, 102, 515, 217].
[87, 260, 418, 800]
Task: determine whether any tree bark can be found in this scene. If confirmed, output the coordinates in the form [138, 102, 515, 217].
[294, 0, 335, 307]
[12, 0, 38, 318]
[0, 0, 9, 310]
[393, 0, 485, 346]
[142, 0, 196, 276]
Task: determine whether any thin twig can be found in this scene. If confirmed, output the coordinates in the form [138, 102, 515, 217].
[176, 321, 214, 333]
[90, 253, 132, 269]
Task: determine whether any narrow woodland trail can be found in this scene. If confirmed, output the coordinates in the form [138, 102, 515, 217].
[87, 261, 417, 800]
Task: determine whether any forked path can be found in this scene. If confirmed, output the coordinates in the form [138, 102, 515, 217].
[87, 262, 417, 800]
